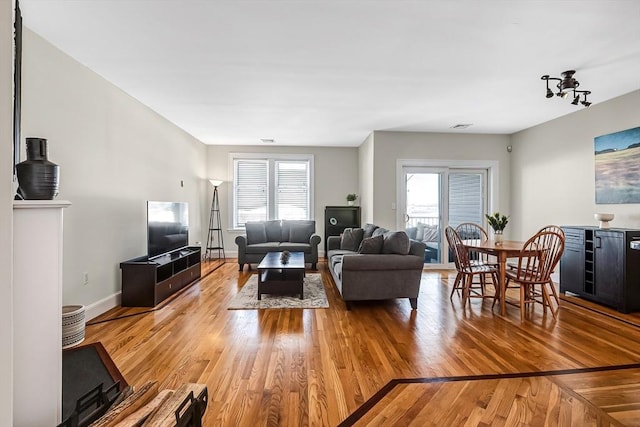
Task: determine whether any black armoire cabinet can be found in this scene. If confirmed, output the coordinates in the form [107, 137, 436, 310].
[324, 206, 361, 256]
[560, 226, 640, 312]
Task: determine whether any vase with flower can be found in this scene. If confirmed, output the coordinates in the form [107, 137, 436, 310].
[485, 212, 509, 245]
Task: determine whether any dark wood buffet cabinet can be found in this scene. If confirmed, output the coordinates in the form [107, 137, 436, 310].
[560, 226, 640, 313]
[120, 246, 201, 307]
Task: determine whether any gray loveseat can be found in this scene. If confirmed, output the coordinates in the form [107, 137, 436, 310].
[326, 224, 426, 309]
[235, 220, 321, 271]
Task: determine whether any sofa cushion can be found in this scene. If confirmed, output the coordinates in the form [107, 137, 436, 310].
[278, 242, 311, 253]
[382, 231, 410, 255]
[327, 249, 355, 262]
[289, 222, 315, 243]
[340, 228, 364, 252]
[245, 222, 267, 245]
[330, 254, 343, 268]
[264, 220, 282, 242]
[362, 223, 379, 239]
[358, 235, 384, 254]
[281, 220, 315, 242]
[245, 242, 280, 254]
[372, 227, 389, 238]
[334, 261, 343, 281]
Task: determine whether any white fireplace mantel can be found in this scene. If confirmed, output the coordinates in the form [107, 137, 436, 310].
[13, 200, 71, 426]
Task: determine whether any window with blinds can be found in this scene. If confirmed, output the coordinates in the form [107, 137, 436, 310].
[231, 154, 313, 228]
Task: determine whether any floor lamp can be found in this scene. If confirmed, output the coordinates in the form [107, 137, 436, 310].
[206, 179, 225, 262]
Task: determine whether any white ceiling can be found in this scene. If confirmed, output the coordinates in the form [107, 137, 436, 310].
[19, 0, 640, 147]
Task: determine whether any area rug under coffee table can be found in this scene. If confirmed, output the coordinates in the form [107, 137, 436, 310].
[228, 273, 329, 309]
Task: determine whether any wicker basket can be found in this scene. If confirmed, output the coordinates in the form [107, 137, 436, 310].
[62, 305, 85, 349]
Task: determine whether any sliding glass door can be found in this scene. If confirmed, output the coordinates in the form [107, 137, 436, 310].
[400, 166, 487, 265]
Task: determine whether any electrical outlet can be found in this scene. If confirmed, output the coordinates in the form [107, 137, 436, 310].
[83, 272, 89, 285]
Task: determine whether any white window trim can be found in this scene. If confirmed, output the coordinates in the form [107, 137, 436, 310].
[228, 152, 315, 231]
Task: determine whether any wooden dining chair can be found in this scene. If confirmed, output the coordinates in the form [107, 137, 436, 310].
[506, 225, 565, 309]
[445, 226, 499, 306]
[504, 229, 565, 320]
[455, 222, 496, 267]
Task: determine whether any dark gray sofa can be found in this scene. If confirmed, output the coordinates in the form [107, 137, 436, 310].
[326, 224, 426, 309]
[235, 220, 321, 271]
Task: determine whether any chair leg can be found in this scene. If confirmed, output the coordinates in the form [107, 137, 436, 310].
[540, 284, 548, 314]
[548, 280, 560, 306]
[542, 284, 558, 318]
[462, 275, 471, 308]
[450, 272, 462, 299]
[409, 298, 418, 310]
[491, 272, 500, 307]
[520, 284, 526, 321]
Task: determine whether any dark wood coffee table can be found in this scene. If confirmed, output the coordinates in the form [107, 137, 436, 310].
[257, 252, 305, 300]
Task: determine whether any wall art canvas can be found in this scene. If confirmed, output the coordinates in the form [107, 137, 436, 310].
[595, 126, 640, 204]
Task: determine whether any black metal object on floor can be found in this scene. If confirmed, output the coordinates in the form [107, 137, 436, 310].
[206, 180, 225, 262]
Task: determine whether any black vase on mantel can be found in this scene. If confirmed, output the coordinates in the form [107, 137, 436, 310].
[16, 137, 60, 200]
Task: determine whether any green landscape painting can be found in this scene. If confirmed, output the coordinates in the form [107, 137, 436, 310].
[595, 126, 640, 204]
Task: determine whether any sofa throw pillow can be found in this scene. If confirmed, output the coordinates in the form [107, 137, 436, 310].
[415, 223, 426, 241]
[382, 231, 410, 255]
[362, 223, 379, 239]
[357, 235, 384, 254]
[371, 227, 388, 238]
[340, 228, 364, 252]
[282, 220, 315, 242]
[245, 222, 267, 245]
[289, 222, 315, 243]
[264, 220, 282, 242]
[422, 226, 439, 242]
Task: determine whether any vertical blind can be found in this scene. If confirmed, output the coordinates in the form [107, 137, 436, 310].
[275, 161, 309, 220]
[235, 160, 268, 226]
[448, 173, 484, 228]
[233, 158, 311, 227]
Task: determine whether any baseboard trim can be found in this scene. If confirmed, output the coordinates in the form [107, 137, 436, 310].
[85, 292, 121, 322]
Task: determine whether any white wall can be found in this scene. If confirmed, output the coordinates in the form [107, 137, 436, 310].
[369, 131, 512, 231]
[206, 145, 359, 255]
[510, 90, 640, 239]
[0, 1, 15, 423]
[358, 132, 374, 224]
[20, 29, 207, 311]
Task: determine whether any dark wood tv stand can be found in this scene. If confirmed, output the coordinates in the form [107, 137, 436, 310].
[120, 246, 201, 307]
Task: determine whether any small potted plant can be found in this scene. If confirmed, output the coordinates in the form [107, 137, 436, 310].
[485, 212, 509, 244]
[346, 193, 357, 206]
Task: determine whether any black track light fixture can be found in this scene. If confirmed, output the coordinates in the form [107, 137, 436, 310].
[542, 76, 554, 98]
[571, 92, 580, 105]
[541, 70, 592, 107]
[580, 91, 592, 107]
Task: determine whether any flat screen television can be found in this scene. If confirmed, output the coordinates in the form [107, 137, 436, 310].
[147, 201, 189, 259]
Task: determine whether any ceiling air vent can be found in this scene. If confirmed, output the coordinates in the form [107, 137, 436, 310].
[451, 124, 473, 130]
[260, 138, 275, 144]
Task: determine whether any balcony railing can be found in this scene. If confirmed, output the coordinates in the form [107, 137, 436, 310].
[405, 216, 439, 228]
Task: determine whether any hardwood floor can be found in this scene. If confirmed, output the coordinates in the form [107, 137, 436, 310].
[85, 261, 640, 426]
